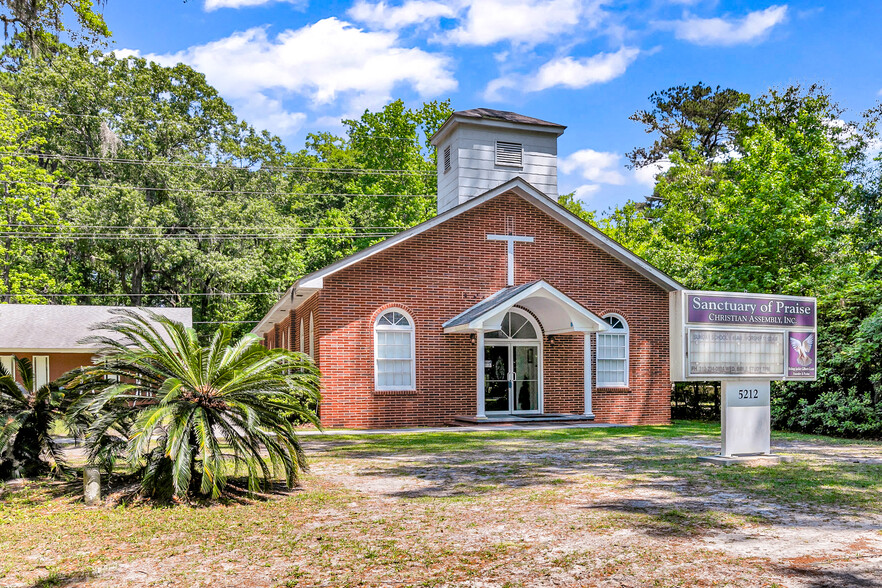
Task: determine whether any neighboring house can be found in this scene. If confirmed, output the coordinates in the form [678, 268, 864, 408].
[253, 109, 681, 428]
[0, 305, 193, 386]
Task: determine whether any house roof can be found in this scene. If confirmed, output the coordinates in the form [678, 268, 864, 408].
[443, 280, 610, 335]
[252, 177, 682, 337]
[430, 109, 566, 146]
[0, 305, 193, 352]
[451, 109, 565, 128]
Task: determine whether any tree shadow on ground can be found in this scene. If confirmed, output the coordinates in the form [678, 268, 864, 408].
[775, 564, 882, 587]
[310, 436, 882, 526]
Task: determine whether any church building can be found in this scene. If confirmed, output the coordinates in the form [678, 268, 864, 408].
[254, 109, 681, 428]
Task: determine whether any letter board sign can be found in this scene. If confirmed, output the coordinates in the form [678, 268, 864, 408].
[670, 290, 817, 381]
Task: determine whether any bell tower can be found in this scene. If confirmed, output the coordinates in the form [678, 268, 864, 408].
[429, 108, 566, 214]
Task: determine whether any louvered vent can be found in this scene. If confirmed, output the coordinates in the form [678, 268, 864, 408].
[443, 145, 451, 173]
[496, 141, 523, 167]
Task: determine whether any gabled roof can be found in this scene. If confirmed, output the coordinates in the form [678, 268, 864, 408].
[0, 305, 193, 352]
[444, 281, 541, 328]
[443, 280, 610, 335]
[452, 109, 564, 128]
[253, 177, 682, 336]
[430, 109, 566, 146]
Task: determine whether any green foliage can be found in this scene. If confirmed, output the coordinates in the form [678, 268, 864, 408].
[627, 82, 749, 169]
[294, 99, 452, 272]
[0, 355, 80, 479]
[0, 91, 71, 302]
[613, 82, 882, 437]
[556, 192, 597, 226]
[2, 46, 305, 331]
[68, 310, 321, 499]
[0, 0, 110, 56]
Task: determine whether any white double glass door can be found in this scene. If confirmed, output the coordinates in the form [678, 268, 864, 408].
[484, 343, 540, 414]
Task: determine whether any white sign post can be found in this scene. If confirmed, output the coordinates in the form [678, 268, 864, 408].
[670, 291, 816, 464]
[721, 380, 770, 457]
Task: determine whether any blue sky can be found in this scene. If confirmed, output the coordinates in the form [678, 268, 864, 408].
[100, 0, 881, 212]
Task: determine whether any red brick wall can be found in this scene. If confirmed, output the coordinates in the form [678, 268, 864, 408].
[310, 191, 671, 428]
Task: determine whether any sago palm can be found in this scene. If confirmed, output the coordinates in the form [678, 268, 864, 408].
[69, 309, 321, 499]
[0, 357, 75, 479]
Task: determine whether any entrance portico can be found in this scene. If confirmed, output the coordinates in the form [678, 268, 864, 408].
[443, 280, 610, 419]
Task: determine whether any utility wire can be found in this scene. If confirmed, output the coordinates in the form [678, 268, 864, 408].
[20, 292, 279, 298]
[11, 108, 429, 142]
[5, 179, 434, 198]
[0, 232, 398, 240]
[193, 320, 261, 324]
[6, 223, 405, 230]
[0, 152, 437, 176]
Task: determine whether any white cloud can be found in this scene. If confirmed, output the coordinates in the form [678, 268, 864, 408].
[204, 0, 305, 11]
[239, 94, 308, 136]
[560, 149, 627, 185]
[573, 184, 601, 200]
[633, 161, 671, 187]
[445, 0, 604, 46]
[485, 46, 639, 100]
[348, 1, 455, 30]
[120, 18, 456, 136]
[662, 5, 788, 46]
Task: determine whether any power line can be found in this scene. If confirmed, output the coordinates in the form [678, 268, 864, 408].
[194, 320, 261, 324]
[0, 232, 398, 240]
[7, 223, 405, 230]
[6, 179, 435, 199]
[17, 292, 279, 298]
[11, 108, 428, 142]
[0, 152, 437, 176]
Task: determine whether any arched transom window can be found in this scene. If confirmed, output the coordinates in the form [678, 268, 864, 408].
[374, 309, 415, 390]
[484, 310, 539, 340]
[597, 314, 629, 387]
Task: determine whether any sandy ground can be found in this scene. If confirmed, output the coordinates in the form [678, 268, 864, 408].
[2, 429, 881, 587]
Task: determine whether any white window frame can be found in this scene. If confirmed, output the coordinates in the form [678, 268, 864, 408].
[596, 314, 629, 388]
[299, 318, 305, 353]
[32, 356, 50, 389]
[0, 355, 15, 379]
[309, 312, 315, 359]
[374, 308, 416, 392]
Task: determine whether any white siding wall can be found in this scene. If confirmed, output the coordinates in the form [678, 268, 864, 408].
[437, 126, 558, 214]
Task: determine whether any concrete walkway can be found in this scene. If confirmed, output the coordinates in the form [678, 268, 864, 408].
[297, 422, 627, 436]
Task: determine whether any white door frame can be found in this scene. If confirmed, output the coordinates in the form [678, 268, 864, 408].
[482, 309, 543, 416]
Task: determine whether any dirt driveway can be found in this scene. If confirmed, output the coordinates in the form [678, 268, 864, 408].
[1, 424, 881, 587]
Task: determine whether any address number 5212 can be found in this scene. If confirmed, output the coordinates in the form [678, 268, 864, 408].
[738, 389, 759, 399]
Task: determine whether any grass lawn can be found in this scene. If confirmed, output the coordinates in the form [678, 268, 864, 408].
[1, 421, 880, 587]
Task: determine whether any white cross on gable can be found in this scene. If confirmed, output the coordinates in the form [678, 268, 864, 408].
[487, 234, 534, 286]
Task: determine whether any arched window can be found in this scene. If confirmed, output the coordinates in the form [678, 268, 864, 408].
[299, 318, 305, 353]
[484, 310, 540, 340]
[597, 314, 628, 387]
[309, 312, 315, 359]
[374, 309, 415, 390]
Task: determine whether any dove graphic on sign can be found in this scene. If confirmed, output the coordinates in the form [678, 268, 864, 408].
[790, 334, 814, 367]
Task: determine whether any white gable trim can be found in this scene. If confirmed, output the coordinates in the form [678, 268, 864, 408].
[443, 280, 611, 335]
[252, 177, 681, 336]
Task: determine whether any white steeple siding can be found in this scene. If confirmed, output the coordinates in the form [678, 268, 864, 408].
[430, 109, 565, 214]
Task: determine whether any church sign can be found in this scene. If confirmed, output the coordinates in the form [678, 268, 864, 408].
[687, 294, 815, 327]
[671, 290, 817, 459]
[670, 290, 817, 382]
